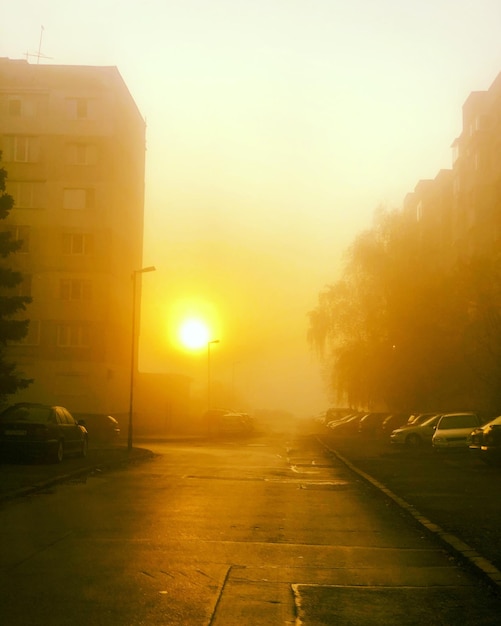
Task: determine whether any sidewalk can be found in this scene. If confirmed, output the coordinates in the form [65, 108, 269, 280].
[0, 444, 154, 503]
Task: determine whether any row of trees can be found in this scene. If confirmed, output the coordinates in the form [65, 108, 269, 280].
[308, 206, 501, 414]
[0, 156, 32, 404]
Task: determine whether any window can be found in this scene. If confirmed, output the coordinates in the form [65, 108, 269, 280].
[66, 142, 97, 165]
[416, 201, 423, 223]
[62, 233, 94, 255]
[65, 98, 95, 120]
[473, 149, 490, 172]
[63, 188, 95, 210]
[439, 414, 478, 429]
[57, 324, 90, 347]
[7, 181, 45, 209]
[9, 225, 30, 253]
[60, 279, 92, 301]
[7, 96, 36, 117]
[475, 114, 489, 131]
[2, 136, 40, 163]
[2, 404, 50, 422]
[56, 408, 75, 424]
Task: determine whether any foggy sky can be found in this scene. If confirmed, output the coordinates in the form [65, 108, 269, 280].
[2, 1, 501, 415]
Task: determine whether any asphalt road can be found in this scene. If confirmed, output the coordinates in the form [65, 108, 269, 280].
[315, 424, 501, 578]
[0, 428, 500, 625]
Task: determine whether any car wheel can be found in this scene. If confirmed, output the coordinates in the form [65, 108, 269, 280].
[81, 437, 88, 458]
[406, 433, 421, 447]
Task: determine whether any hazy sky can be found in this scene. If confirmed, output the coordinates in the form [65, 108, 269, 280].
[2, 1, 501, 415]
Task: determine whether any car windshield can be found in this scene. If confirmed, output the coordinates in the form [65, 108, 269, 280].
[410, 414, 430, 425]
[0, 406, 52, 423]
[421, 414, 440, 427]
[439, 414, 477, 429]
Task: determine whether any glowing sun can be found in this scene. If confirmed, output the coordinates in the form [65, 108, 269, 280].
[179, 318, 210, 349]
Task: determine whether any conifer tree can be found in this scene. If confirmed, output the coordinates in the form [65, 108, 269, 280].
[0, 154, 33, 402]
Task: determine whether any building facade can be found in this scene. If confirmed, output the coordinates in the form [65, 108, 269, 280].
[451, 72, 501, 257]
[403, 72, 501, 264]
[0, 58, 146, 416]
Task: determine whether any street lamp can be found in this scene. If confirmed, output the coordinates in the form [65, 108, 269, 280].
[207, 339, 220, 411]
[128, 265, 156, 452]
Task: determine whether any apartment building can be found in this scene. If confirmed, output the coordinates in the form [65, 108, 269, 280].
[451, 71, 501, 256]
[403, 72, 501, 264]
[403, 169, 453, 264]
[0, 58, 146, 416]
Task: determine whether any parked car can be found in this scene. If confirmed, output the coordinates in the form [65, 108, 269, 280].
[0, 402, 88, 463]
[204, 408, 254, 436]
[325, 407, 352, 424]
[358, 412, 388, 437]
[328, 413, 365, 435]
[327, 413, 359, 429]
[406, 413, 438, 426]
[467, 415, 501, 464]
[218, 411, 254, 435]
[390, 413, 442, 447]
[74, 413, 120, 443]
[381, 413, 409, 438]
[432, 412, 482, 451]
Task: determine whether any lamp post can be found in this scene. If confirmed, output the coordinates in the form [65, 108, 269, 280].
[207, 339, 220, 412]
[128, 265, 156, 452]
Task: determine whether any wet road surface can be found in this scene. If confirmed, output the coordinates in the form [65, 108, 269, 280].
[0, 431, 500, 624]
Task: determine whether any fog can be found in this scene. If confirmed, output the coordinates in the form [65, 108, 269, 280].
[3, 1, 501, 416]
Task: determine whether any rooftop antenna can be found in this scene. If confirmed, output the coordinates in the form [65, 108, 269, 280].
[25, 26, 53, 64]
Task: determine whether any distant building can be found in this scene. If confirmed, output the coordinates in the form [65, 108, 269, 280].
[0, 58, 146, 417]
[403, 169, 453, 269]
[403, 71, 501, 263]
[451, 72, 501, 257]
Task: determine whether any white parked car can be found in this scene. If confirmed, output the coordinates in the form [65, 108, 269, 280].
[431, 412, 481, 451]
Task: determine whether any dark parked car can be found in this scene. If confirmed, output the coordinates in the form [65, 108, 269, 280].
[204, 408, 231, 435]
[357, 412, 388, 437]
[327, 413, 359, 429]
[380, 413, 409, 438]
[218, 411, 254, 435]
[74, 413, 120, 443]
[0, 403, 88, 463]
[204, 408, 254, 436]
[328, 413, 365, 435]
[468, 415, 501, 465]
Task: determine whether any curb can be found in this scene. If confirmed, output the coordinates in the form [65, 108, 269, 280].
[0, 447, 155, 504]
[320, 439, 501, 595]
